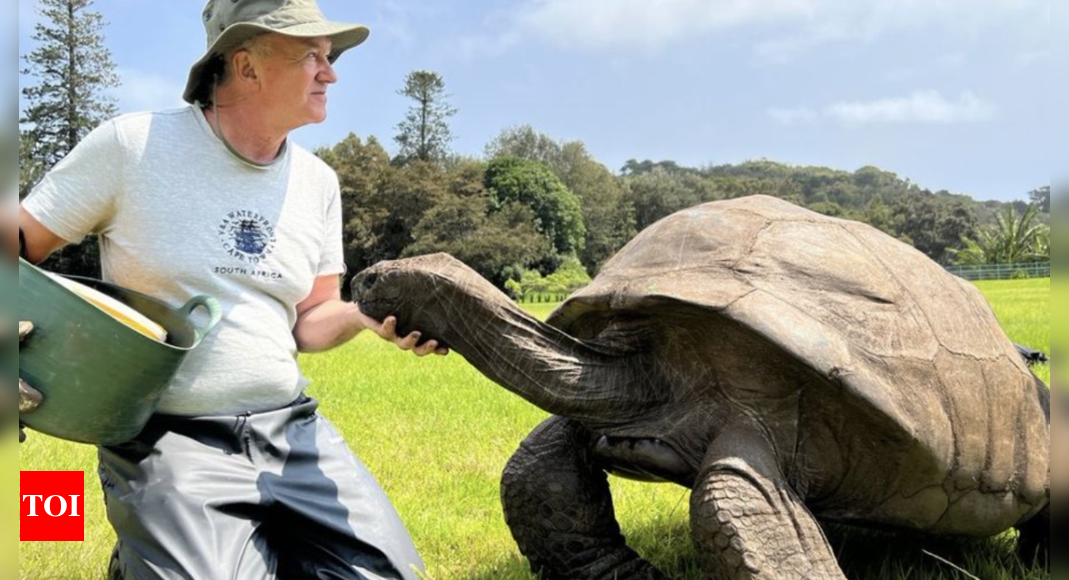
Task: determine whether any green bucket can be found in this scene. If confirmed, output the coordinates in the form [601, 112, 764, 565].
[18, 258, 221, 445]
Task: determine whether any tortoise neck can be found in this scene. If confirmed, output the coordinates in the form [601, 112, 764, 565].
[422, 275, 649, 426]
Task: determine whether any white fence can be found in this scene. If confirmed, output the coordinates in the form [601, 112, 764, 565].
[944, 262, 1050, 281]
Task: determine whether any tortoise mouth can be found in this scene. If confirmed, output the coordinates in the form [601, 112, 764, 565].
[350, 270, 402, 323]
[350, 271, 376, 301]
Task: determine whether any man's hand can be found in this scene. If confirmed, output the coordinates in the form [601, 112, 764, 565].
[18, 321, 43, 442]
[362, 314, 449, 357]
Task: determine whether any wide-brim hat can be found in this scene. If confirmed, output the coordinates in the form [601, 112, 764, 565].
[184, 0, 370, 104]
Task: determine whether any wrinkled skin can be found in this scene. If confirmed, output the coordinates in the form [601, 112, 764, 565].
[353, 197, 1050, 579]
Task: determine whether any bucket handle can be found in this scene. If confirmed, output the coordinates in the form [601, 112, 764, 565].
[177, 295, 222, 344]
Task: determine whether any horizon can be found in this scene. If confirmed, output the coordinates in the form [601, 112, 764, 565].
[17, 0, 1050, 204]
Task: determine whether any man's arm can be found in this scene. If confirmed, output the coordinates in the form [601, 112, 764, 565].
[293, 274, 447, 356]
[8, 207, 59, 442]
[17, 206, 67, 263]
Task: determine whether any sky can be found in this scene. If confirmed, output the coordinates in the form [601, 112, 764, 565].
[17, 0, 1050, 203]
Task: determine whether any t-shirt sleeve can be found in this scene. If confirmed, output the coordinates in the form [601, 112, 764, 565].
[318, 177, 346, 277]
[22, 120, 123, 244]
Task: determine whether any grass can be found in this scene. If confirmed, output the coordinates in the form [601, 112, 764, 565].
[17, 279, 1050, 580]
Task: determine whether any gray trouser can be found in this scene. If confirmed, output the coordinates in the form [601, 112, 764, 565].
[99, 397, 425, 580]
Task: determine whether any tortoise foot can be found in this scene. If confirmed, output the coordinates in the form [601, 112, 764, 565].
[502, 417, 669, 580]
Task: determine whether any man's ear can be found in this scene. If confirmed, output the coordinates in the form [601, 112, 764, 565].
[231, 50, 260, 86]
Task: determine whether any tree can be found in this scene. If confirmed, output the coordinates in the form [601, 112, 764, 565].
[403, 197, 551, 286]
[486, 126, 636, 275]
[19, 0, 119, 278]
[1034, 225, 1050, 261]
[394, 70, 456, 164]
[951, 203, 1047, 265]
[365, 160, 449, 266]
[485, 125, 569, 176]
[620, 159, 688, 176]
[889, 191, 977, 264]
[316, 133, 393, 276]
[561, 149, 635, 273]
[484, 157, 586, 263]
[624, 168, 723, 231]
[1029, 186, 1050, 214]
[21, 0, 120, 170]
[541, 258, 592, 298]
[19, 131, 46, 199]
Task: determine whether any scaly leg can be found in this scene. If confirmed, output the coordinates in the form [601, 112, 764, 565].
[501, 416, 668, 580]
[690, 426, 847, 580]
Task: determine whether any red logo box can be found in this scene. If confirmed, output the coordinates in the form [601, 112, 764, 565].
[20, 471, 85, 542]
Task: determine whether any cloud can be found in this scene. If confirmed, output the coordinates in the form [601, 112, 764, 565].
[115, 69, 186, 113]
[373, 0, 419, 49]
[456, 32, 522, 60]
[768, 107, 818, 125]
[516, 0, 813, 52]
[770, 90, 995, 126]
[474, 0, 1044, 58]
[826, 91, 994, 125]
[881, 52, 969, 83]
[1018, 50, 1049, 65]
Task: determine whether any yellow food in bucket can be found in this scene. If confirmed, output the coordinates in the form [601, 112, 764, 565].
[46, 274, 168, 342]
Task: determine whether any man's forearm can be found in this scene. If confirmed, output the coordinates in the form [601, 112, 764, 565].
[293, 299, 368, 353]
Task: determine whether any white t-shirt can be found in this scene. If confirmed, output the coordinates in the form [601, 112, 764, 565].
[23, 106, 345, 416]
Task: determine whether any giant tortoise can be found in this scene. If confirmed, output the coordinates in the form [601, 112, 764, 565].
[352, 195, 1049, 580]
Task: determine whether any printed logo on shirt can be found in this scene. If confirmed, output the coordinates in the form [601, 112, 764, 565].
[217, 210, 277, 264]
[20, 471, 85, 542]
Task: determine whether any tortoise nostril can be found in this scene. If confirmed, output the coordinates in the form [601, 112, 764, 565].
[362, 273, 378, 289]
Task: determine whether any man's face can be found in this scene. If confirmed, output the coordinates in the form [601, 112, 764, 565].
[251, 34, 337, 131]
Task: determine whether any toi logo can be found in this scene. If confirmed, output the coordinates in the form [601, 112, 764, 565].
[20, 471, 85, 542]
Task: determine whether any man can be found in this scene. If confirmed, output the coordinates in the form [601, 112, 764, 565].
[18, 1, 441, 578]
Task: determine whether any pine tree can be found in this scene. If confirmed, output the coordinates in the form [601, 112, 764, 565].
[394, 70, 456, 164]
[21, 0, 120, 170]
[20, 0, 119, 277]
[19, 131, 45, 200]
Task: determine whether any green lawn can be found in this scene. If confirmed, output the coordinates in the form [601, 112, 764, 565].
[17, 279, 1050, 579]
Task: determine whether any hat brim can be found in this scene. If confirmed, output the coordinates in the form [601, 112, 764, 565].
[183, 20, 369, 104]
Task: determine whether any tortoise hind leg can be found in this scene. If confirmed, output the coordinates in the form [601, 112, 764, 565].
[1016, 380, 1050, 569]
[690, 426, 847, 580]
[501, 416, 668, 580]
[1016, 504, 1048, 569]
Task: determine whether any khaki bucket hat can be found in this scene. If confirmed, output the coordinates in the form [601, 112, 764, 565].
[184, 0, 370, 104]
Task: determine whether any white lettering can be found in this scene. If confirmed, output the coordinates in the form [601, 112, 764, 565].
[69, 495, 81, 517]
[22, 495, 43, 516]
[44, 495, 68, 517]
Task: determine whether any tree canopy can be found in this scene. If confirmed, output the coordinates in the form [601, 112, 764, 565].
[394, 70, 456, 165]
[1030, 186, 1050, 214]
[21, 0, 119, 169]
[486, 125, 635, 273]
[484, 156, 587, 261]
[951, 203, 1049, 265]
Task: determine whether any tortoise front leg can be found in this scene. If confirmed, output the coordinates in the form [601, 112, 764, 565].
[501, 416, 668, 580]
[690, 426, 846, 580]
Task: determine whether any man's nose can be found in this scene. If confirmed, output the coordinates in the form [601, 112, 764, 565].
[319, 58, 338, 84]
